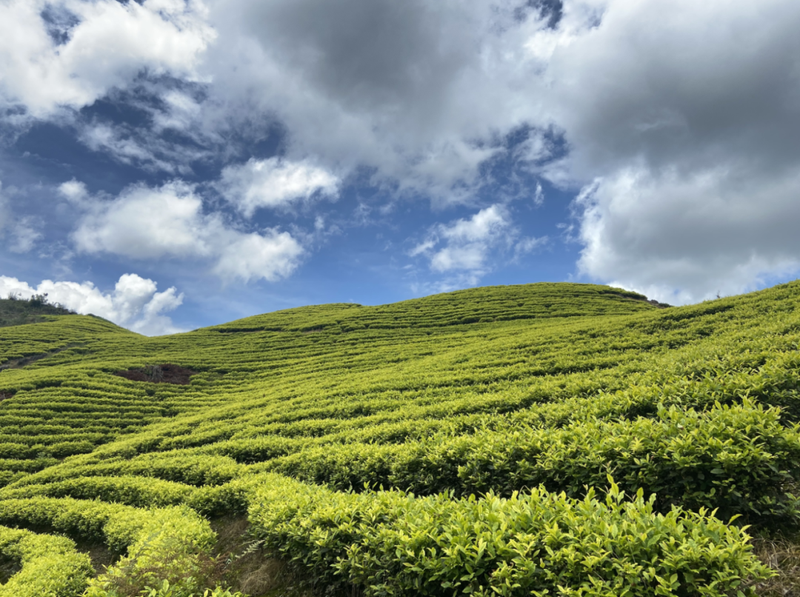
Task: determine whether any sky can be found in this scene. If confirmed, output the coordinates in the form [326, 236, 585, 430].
[0, 0, 799, 335]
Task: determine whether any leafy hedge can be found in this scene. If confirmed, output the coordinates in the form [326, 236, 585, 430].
[2, 282, 800, 592]
[0, 476, 195, 508]
[0, 498, 217, 597]
[0, 525, 93, 597]
[248, 474, 772, 597]
[266, 401, 800, 525]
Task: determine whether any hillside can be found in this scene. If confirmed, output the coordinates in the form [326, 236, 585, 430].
[0, 295, 77, 329]
[0, 281, 799, 596]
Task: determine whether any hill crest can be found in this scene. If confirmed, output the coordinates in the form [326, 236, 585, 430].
[202, 282, 666, 334]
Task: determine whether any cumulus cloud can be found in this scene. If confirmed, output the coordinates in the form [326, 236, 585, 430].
[411, 205, 545, 283]
[57, 179, 89, 206]
[576, 167, 800, 303]
[217, 158, 340, 217]
[69, 180, 304, 282]
[211, 231, 304, 282]
[0, 185, 42, 253]
[200, 0, 553, 201]
[427, 206, 511, 273]
[0, 0, 214, 118]
[538, 0, 800, 301]
[0, 273, 183, 335]
[72, 181, 213, 259]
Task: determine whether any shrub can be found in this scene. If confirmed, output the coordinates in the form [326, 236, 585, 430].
[0, 525, 94, 597]
[248, 474, 773, 597]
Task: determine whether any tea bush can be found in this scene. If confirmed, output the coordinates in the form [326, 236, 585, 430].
[2, 281, 800, 593]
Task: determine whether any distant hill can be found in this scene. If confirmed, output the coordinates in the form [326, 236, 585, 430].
[0, 295, 77, 328]
[0, 280, 796, 597]
[205, 282, 667, 333]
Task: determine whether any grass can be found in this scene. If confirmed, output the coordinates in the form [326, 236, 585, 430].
[749, 535, 800, 596]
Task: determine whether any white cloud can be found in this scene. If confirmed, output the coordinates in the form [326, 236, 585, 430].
[198, 0, 553, 202]
[437, 205, 510, 246]
[0, 273, 184, 335]
[531, 0, 800, 302]
[411, 205, 547, 285]
[412, 205, 512, 274]
[0, 0, 214, 118]
[0, 184, 42, 254]
[211, 230, 304, 282]
[430, 244, 489, 273]
[58, 179, 89, 205]
[70, 179, 305, 283]
[217, 157, 340, 217]
[73, 181, 212, 259]
[576, 166, 800, 304]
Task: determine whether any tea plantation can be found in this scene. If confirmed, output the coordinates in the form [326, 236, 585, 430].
[1, 281, 800, 596]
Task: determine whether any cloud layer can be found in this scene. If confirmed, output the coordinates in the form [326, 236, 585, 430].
[1, 0, 800, 315]
[542, 0, 800, 301]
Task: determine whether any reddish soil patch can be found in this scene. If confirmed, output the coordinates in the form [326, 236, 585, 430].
[114, 364, 197, 385]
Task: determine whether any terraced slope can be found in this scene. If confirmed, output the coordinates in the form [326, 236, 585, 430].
[0, 281, 799, 596]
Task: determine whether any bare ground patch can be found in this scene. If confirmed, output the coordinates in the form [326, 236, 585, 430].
[113, 364, 198, 385]
[211, 516, 317, 597]
[747, 534, 800, 596]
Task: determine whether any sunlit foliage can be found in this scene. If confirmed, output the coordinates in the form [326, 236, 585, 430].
[2, 281, 800, 595]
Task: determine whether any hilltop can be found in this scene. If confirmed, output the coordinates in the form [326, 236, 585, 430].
[0, 294, 77, 329]
[0, 281, 798, 596]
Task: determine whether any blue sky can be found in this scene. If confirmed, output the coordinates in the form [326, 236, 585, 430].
[1, 0, 800, 334]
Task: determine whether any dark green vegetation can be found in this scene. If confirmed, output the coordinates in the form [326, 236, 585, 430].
[0, 294, 76, 329]
[1, 281, 799, 596]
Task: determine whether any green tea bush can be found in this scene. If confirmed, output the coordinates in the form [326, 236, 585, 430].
[85, 506, 217, 597]
[0, 525, 94, 597]
[137, 581, 245, 597]
[9, 452, 241, 488]
[3, 281, 800, 592]
[248, 474, 772, 597]
[0, 497, 221, 596]
[0, 475, 195, 508]
[266, 401, 800, 525]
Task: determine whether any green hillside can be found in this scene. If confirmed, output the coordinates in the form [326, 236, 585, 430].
[0, 294, 77, 329]
[0, 281, 799, 596]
